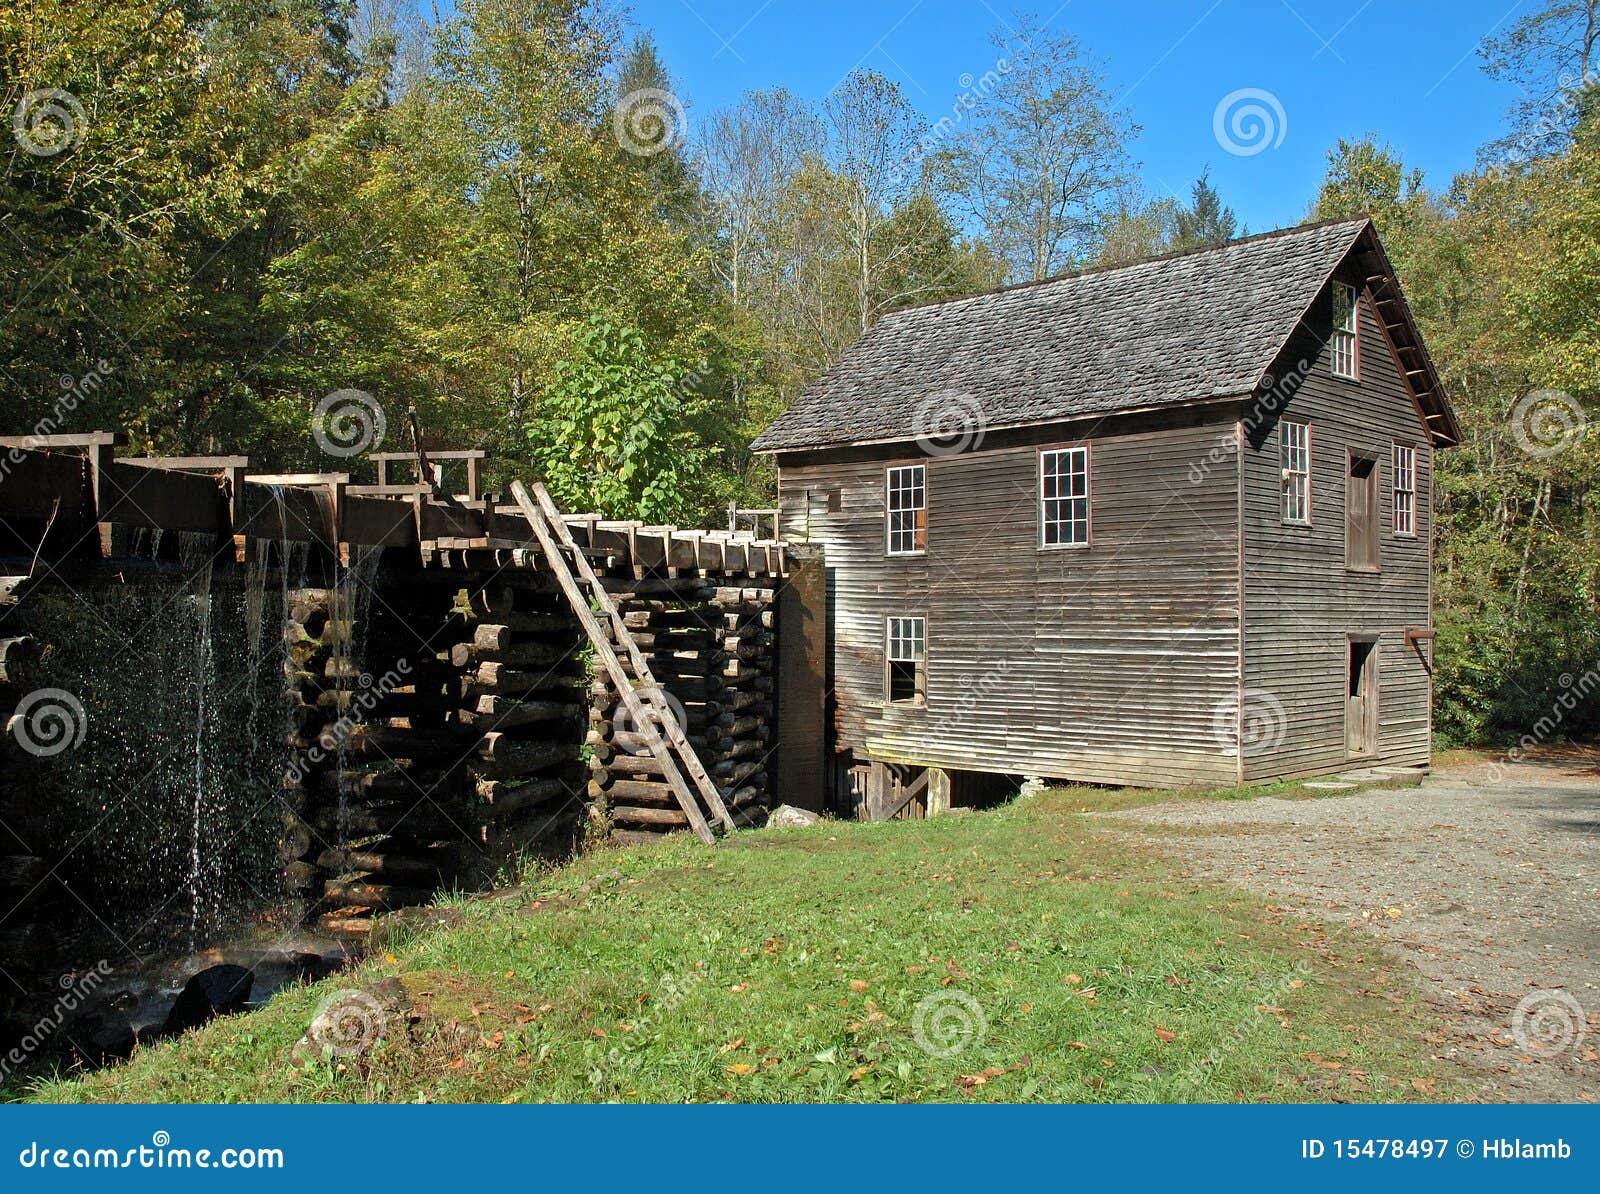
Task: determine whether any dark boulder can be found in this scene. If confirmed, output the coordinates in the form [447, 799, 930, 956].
[161, 964, 254, 1036]
[65, 1008, 138, 1066]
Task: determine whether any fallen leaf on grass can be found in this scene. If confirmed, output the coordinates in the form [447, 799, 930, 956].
[849, 980, 868, 992]
[1154, 1028, 1175, 1044]
[726, 1063, 756, 1076]
[718, 1037, 744, 1055]
[955, 1066, 1006, 1088]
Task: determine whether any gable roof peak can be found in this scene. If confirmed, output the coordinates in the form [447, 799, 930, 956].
[752, 216, 1457, 454]
[887, 215, 1374, 320]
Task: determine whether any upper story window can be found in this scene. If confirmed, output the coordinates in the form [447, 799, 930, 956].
[885, 464, 926, 555]
[1040, 447, 1089, 547]
[1393, 443, 1417, 537]
[1331, 281, 1359, 380]
[1281, 421, 1310, 524]
[886, 616, 926, 704]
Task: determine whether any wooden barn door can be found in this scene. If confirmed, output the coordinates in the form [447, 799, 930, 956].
[1346, 638, 1378, 757]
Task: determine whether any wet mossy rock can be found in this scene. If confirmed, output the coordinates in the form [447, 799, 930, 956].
[161, 964, 254, 1036]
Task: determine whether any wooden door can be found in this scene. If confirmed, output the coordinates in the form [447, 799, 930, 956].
[1347, 640, 1377, 756]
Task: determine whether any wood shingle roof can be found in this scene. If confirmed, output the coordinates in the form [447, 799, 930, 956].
[752, 217, 1458, 453]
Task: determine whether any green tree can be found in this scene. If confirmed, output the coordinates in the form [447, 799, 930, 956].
[1170, 169, 1239, 251]
[1480, 0, 1600, 160]
[931, 12, 1137, 280]
[528, 317, 710, 521]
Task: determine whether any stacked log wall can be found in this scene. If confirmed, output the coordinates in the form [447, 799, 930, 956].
[586, 579, 779, 844]
[452, 572, 587, 878]
[284, 561, 474, 935]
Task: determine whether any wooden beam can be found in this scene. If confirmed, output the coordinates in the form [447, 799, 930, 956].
[246, 472, 350, 486]
[97, 459, 230, 534]
[346, 483, 434, 497]
[120, 455, 249, 471]
[370, 449, 486, 461]
[0, 432, 125, 449]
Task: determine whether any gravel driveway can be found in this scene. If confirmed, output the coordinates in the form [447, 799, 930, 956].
[1107, 751, 1600, 1103]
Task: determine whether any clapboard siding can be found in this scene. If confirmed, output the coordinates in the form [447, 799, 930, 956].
[1240, 273, 1434, 781]
[778, 409, 1243, 788]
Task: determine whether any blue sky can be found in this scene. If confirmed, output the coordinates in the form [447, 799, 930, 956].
[632, 0, 1534, 231]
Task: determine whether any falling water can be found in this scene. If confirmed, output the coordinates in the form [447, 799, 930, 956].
[177, 533, 218, 952]
[27, 531, 293, 954]
[330, 545, 381, 850]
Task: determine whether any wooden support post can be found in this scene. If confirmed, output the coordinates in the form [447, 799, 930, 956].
[926, 767, 951, 817]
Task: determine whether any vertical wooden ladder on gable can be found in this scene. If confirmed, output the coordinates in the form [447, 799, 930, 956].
[509, 480, 735, 844]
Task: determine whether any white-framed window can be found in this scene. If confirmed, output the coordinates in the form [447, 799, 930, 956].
[1281, 420, 1310, 524]
[1331, 280, 1359, 380]
[1393, 443, 1417, 537]
[1040, 447, 1090, 547]
[885, 464, 926, 555]
[885, 615, 926, 704]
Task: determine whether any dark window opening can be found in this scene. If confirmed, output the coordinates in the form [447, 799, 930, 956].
[1347, 638, 1377, 757]
[887, 660, 920, 703]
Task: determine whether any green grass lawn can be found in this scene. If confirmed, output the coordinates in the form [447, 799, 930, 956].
[27, 782, 1454, 1104]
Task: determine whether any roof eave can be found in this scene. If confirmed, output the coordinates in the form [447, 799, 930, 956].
[753, 391, 1250, 455]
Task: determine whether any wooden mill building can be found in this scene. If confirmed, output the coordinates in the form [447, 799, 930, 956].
[757, 217, 1461, 809]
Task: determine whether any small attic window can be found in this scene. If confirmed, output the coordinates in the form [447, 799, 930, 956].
[1331, 281, 1359, 380]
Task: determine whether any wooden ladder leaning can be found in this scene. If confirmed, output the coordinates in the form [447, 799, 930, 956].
[509, 480, 735, 844]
